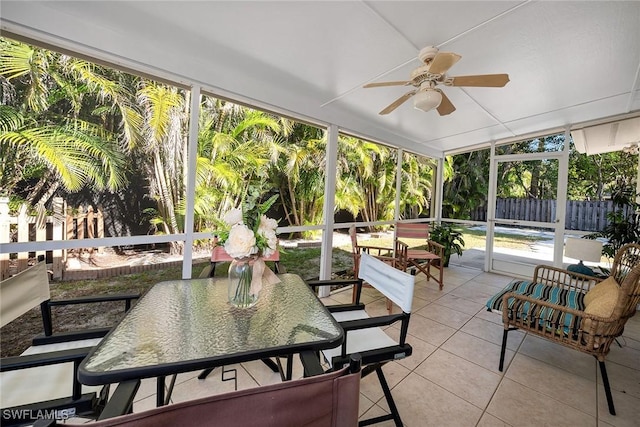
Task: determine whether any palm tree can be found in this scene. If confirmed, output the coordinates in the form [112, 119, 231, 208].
[0, 39, 127, 204]
[193, 98, 285, 232]
[442, 151, 489, 219]
[398, 151, 434, 219]
[269, 123, 326, 235]
[336, 136, 396, 229]
[131, 82, 187, 251]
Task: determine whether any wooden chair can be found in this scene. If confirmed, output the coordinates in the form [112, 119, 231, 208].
[308, 253, 415, 426]
[204, 236, 282, 278]
[0, 260, 139, 426]
[486, 243, 640, 416]
[348, 225, 402, 311]
[348, 225, 394, 276]
[394, 222, 444, 290]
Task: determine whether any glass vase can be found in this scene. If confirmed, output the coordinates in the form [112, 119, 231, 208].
[228, 256, 259, 308]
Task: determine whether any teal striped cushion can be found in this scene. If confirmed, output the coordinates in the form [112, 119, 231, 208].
[486, 280, 585, 332]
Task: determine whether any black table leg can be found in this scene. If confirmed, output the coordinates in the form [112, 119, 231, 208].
[285, 354, 293, 380]
[198, 367, 215, 380]
[261, 358, 280, 373]
[156, 376, 165, 407]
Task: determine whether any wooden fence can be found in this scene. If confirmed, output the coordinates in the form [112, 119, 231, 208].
[0, 197, 104, 280]
[470, 198, 632, 231]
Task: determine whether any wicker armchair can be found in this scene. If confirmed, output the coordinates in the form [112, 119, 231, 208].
[487, 243, 640, 416]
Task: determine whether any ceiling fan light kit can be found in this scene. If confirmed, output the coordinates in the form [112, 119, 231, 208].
[364, 46, 509, 116]
[414, 88, 442, 112]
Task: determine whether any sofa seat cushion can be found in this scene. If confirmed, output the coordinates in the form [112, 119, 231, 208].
[486, 280, 586, 332]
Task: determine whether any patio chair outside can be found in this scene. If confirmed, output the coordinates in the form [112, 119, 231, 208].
[486, 242, 640, 416]
[307, 252, 416, 426]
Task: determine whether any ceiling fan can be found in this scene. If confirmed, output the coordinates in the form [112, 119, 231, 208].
[363, 46, 509, 116]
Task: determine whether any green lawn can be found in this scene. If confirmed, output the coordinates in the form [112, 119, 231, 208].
[50, 226, 544, 300]
[3, 228, 546, 357]
[462, 227, 547, 250]
[348, 225, 549, 259]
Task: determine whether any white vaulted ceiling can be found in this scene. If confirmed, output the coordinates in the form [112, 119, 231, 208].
[2, 1, 639, 158]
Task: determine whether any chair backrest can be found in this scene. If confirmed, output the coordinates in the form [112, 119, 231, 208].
[348, 224, 359, 255]
[0, 261, 50, 327]
[211, 236, 280, 262]
[611, 242, 640, 285]
[64, 366, 360, 427]
[610, 243, 640, 319]
[395, 222, 430, 242]
[358, 252, 415, 313]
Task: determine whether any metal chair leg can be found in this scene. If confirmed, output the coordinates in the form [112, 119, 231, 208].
[499, 329, 508, 372]
[358, 364, 403, 427]
[598, 359, 616, 415]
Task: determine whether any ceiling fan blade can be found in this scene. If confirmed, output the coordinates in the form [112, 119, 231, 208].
[436, 89, 455, 116]
[363, 81, 410, 88]
[379, 90, 416, 115]
[428, 52, 462, 75]
[449, 74, 510, 87]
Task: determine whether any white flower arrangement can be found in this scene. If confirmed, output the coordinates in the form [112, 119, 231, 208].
[217, 191, 279, 260]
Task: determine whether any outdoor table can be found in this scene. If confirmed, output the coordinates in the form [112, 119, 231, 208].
[78, 274, 344, 406]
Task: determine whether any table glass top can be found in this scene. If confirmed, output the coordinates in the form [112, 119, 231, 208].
[80, 274, 342, 380]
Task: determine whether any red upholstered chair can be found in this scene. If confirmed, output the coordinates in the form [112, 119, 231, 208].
[54, 357, 362, 427]
[394, 222, 444, 290]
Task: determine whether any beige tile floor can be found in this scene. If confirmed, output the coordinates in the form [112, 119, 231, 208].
[132, 265, 640, 427]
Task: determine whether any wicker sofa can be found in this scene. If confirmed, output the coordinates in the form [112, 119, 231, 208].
[486, 243, 640, 416]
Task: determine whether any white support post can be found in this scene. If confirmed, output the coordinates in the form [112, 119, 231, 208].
[435, 157, 444, 223]
[318, 124, 339, 297]
[394, 149, 403, 223]
[0, 197, 9, 280]
[553, 128, 570, 267]
[486, 143, 497, 272]
[182, 86, 201, 279]
[393, 149, 403, 252]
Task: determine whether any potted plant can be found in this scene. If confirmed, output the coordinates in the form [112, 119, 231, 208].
[587, 180, 639, 261]
[430, 223, 465, 267]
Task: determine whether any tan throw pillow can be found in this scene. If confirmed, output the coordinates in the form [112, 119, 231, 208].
[584, 284, 619, 318]
[583, 283, 619, 348]
[583, 276, 618, 306]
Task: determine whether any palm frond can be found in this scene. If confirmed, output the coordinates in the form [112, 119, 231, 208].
[0, 105, 24, 132]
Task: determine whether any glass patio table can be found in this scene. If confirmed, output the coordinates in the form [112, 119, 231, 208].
[78, 274, 343, 406]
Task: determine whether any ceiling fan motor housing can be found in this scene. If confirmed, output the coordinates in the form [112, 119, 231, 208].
[418, 46, 439, 64]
